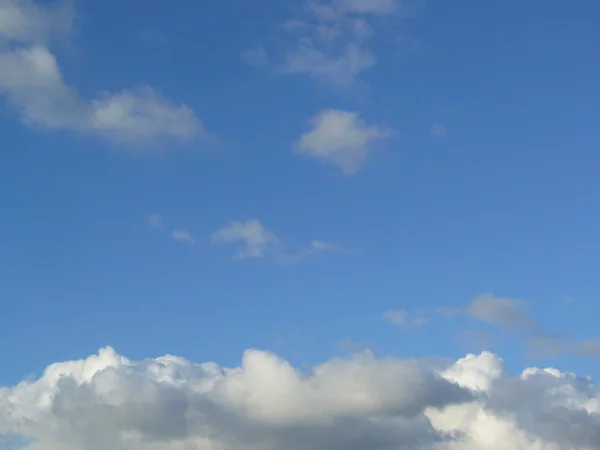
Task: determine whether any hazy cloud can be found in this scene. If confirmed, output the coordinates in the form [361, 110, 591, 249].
[467, 294, 536, 331]
[431, 123, 446, 137]
[147, 213, 163, 229]
[245, 0, 407, 86]
[171, 228, 195, 245]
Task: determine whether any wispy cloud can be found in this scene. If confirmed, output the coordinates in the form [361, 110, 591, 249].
[382, 309, 427, 330]
[211, 219, 341, 263]
[147, 213, 163, 230]
[244, 0, 408, 86]
[452, 294, 600, 359]
[467, 294, 536, 332]
[296, 109, 392, 174]
[280, 240, 344, 264]
[171, 228, 196, 245]
[0, 0, 203, 148]
[436, 306, 462, 317]
[431, 123, 447, 137]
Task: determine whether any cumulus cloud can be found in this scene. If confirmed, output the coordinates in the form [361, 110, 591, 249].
[171, 228, 195, 245]
[211, 219, 340, 262]
[296, 109, 392, 174]
[245, 0, 407, 86]
[0, 0, 202, 147]
[2, 347, 600, 450]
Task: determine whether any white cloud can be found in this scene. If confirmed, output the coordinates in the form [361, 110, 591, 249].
[296, 109, 392, 174]
[0, 0, 202, 148]
[211, 219, 280, 259]
[2, 347, 600, 450]
[246, 0, 404, 86]
[147, 213, 163, 229]
[171, 228, 195, 245]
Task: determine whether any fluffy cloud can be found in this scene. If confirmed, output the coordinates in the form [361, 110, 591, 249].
[296, 109, 392, 173]
[1, 347, 600, 450]
[211, 219, 339, 262]
[246, 0, 405, 86]
[0, 0, 202, 147]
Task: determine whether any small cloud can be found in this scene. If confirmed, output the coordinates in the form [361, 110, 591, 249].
[431, 123, 446, 137]
[467, 294, 535, 331]
[561, 294, 574, 303]
[382, 310, 426, 330]
[211, 219, 279, 259]
[171, 228, 195, 245]
[382, 309, 408, 326]
[280, 240, 343, 264]
[241, 46, 268, 67]
[147, 213, 163, 229]
[295, 109, 392, 174]
[211, 219, 342, 263]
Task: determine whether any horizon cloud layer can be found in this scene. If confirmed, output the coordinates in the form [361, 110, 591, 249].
[1, 347, 599, 450]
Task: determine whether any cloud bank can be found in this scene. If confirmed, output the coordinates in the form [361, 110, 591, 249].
[1, 347, 599, 450]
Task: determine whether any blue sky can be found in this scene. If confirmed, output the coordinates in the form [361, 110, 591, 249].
[1, 0, 600, 388]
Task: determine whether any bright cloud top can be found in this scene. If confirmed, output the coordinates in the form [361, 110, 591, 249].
[296, 109, 392, 173]
[1, 347, 600, 450]
[0, 0, 202, 147]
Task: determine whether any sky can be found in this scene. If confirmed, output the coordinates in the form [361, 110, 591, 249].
[1, 0, 600, 448]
